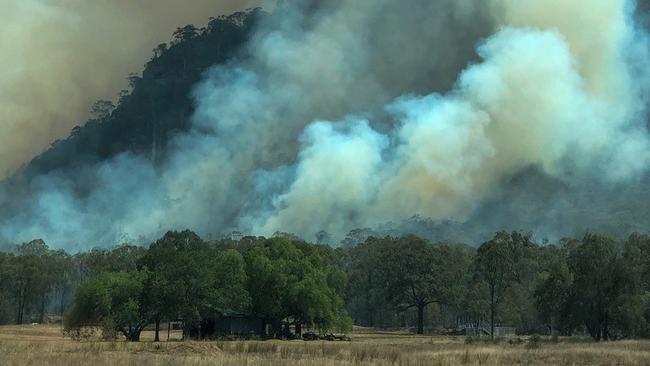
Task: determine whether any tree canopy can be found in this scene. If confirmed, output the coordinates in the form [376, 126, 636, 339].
[4, 229, 650, 342]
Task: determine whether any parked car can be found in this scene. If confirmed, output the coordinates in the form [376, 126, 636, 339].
[322, 333, 352, 341]
[302, 331, 352, 341]
[302, 331, 320, 341]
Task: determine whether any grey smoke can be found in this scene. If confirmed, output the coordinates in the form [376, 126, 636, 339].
[1, 0, 649, 249]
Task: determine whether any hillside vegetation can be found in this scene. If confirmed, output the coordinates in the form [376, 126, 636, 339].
[1, 9, 262, 209]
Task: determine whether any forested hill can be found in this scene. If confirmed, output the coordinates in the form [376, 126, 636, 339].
[9, 9, 263, 187]
[3, 2, 650, 249]
[0, 4, 478, 248]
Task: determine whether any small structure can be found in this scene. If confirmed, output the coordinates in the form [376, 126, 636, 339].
[229, 231, 244, 241]
[190, 316, 266, 339]
[492, 326, 516, 337]
[461, 324, 516, 337]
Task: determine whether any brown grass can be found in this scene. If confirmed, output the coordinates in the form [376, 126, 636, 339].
[1, 325, 650, 366]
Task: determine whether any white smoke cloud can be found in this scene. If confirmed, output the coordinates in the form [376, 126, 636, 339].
[255, 22, 650, 239]
[256, 120, 389, 237]
[1, 0, 649, 248]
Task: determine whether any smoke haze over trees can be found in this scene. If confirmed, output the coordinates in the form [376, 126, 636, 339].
[1, 1, 650, 250]
[0, 0, 264, 178]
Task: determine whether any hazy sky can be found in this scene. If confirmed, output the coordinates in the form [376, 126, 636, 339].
[0, 0, 263, 178]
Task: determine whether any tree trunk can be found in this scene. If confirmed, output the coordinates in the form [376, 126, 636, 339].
[585, 321, 596, 340]
[367, 271, 374, 327]
[150, 96, 157, 163]
[16, 288, 25, 324]
[39, 298, 46, 324]
[271, 319, 282, 339]
[417, 303, 425, 335]
[129, 330, 141, 342]
[167, 321, 171, 341]
[59, 287, 66, 317]
[295, 323, 302, 337]
[261, 319, 267, 338]
[182, 321, 188, 341]
[154, 318, 160, 342]
[490, 284, 496, 340]
[283, 322, 291, 339]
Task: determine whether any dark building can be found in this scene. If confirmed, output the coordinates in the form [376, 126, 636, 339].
[190, 316, 266, 339]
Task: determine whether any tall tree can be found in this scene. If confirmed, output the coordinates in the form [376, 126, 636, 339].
[242, 237, 348, 336]
[139, 230, 212, 340]
[140, 230, 250, 341]
[11, 240, 54, 324]
[568, 234, 638, 340]
[66, 270, 150, 341]
[474, 232, 516, 339]
[377, 236, 450, 335]
[535, 245, 575, 335]
[49, 250, 74, 319]
[345, 237, 390, 327]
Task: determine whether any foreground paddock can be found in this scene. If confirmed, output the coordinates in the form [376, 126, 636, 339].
[1, 325, 650, 366]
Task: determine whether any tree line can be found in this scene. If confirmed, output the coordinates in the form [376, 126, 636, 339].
[2, 230, 650, 341]
[344, 231, 650, 341]
[65, 231, 348, 341]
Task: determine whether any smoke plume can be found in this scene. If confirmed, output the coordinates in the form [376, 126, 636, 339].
[0, 0, 262, 178]
[2, 0, 649, 249]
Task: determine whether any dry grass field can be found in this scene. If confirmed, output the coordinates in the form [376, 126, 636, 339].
[2, 325, 650, 366]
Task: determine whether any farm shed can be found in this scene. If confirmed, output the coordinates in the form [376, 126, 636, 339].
[190, 316, 266, 339]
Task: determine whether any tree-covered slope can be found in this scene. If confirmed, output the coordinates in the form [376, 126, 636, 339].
[16, 9, 263, 183]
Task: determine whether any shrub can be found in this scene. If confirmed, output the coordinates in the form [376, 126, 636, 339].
[551, 335, 559, 344]
[527, 335, 542, 349]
